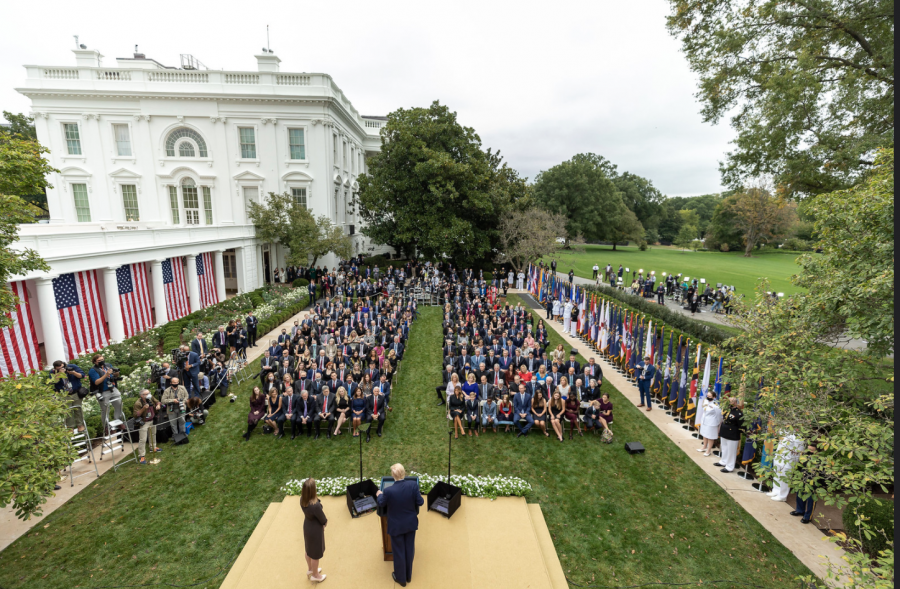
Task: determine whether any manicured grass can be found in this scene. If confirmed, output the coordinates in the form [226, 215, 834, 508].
[0, 306, 812, 589]
[542, 244, 806, 296]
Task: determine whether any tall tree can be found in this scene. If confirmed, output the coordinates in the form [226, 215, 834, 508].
[495, 207, 568, 273]
[667, 193, 725, 234]
[728, 183, 797, 256]
[716, 150, 894, 589]
[1, 111, 38, 141]
[248, 192, 352, 267]
[666, 0, 894, 196]
[674, 224, 697, 252]
[356, 101, 525, 266]
[612, 172, 665, 231]
[534, 153, 635, 246]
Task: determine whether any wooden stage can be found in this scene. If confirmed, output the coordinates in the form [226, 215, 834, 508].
[220, 495, 567, 588]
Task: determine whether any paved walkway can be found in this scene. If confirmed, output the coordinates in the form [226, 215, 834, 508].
[564, 274, 872, 352]
[0, 303, 317, 553]
[512, 288, 848, 585]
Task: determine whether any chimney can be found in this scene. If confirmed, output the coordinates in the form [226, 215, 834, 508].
[73, 48, 103, 68]
[255, 52, 281, 72]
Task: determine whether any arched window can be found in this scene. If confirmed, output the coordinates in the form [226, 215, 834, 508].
[165, 127, 208, 157]
[178, 141, 195, 157]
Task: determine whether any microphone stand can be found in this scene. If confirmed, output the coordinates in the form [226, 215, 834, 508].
[447, 430, 453, 497]
[359, 421, 364, 482]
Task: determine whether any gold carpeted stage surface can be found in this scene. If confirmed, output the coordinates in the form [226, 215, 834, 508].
[221, 495, 567, 589]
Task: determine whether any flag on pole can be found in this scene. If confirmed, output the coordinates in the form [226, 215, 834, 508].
[53, 270, 109, 360]
[675, 341, 689, 410]
[162, 257, 190, 320]
[714, 358, 724, 399]
[0, 281, 41, 376]
[196, 252, 219, 308]
[694, 353, 712, 430]
[116, 263, 153, 338]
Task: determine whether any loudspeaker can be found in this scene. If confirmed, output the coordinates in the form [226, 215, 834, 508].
[427, 481, 462, 519]
[172, 433, 190, 446]
[625, 441, 645, 454]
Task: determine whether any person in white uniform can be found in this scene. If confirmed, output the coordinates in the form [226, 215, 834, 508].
[562, 299, 574, 333]
[507, 270, 514, 287]
[551, 298, 561, 321]
[516, 271, 525, 290]
[768, 431, 805, 501]
[696, 391, 723, 456]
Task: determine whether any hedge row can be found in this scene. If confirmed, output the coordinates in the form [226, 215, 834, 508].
[581, 283, 734, 346]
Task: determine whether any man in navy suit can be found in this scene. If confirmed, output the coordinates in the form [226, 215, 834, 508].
[376, 464, 424, 587]
[181, 345, 201, 398]
[513, 383, 533, 438]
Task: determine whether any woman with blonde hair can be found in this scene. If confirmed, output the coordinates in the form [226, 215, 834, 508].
[448, 386, 466, 439]
[551, 344, 566, 365]
[301, 478, 328, 583]
[333, 386, 350, 435]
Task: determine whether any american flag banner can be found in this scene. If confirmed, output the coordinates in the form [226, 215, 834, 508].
[0, 281, 41, 376]
[162, 257, 190, 320]
[116, 263, 153, 338]
[53, 270, 109, 360]
[196, 252, 219, 308]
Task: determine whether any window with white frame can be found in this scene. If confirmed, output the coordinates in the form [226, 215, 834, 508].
[121, 184, 140, 221]
[291, 187, 307, 209]
[182, 178, 200, 225]
[165, 127, 208, 157]
[72, 183, 91, 221]
[202, 186, 213, 225]
[113, 124, 132, 156]
[64, 123, 82, 155]
[239, 127, 257, 159]
[332, 134, 338, 165]
[288, 128, 306, 160]
[168, 186, 180, 224]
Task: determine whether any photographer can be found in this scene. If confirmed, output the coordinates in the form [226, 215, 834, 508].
[88, 353, 125, 435]
[186, 396, 208, 426]
[181, 344, 202, 399]
[133, 389, 161, 464]
[51, 360, 86, 432]
[209, 360, 230, 398]
[155, 361, 178, 394]
[161, 376, 189, 439]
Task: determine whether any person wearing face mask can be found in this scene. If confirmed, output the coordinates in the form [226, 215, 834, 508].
[133, 389, 162, 464]
[161, 377, 189, 439]
[697, 390, 723, 457]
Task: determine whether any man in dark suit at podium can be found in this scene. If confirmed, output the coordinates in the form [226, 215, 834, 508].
[376, 464, 424, 587]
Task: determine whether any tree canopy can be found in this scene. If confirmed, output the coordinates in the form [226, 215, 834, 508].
[356, 101, 527, 267]
[495, 207, 569, 273]
[533, 153, 637, 247]
[247, 191, 352, 267]
[666, 0, 894, 196]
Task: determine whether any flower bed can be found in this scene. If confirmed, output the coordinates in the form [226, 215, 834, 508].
[281, 473, 531, 500]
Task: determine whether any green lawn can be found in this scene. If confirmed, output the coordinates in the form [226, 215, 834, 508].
[542, 244, 806, 296]
[0, 305, 812, 588]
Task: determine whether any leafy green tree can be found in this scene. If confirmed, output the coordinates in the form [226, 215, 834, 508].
[248, 192, 352, 267]
[605, 208, 645, 251]
[534, 153, 636, 248]
[612, 172, 665, 231]
[1, 111, 38, 141]
[678, 209, 702, 238]
[0, 371, 76, 520]
[495, 207, 568, 273]
[0, 131, 55, 328]
[674, 224, 697, 252]
[729, 184, 798, 256]
[667, 193, 724, 234]
[666, 0, 894, 196]
[718, 150, 894, 589]
[656, 202, 684, 243]
[357, 101, 525, 266]
[705, 195, 745, 251]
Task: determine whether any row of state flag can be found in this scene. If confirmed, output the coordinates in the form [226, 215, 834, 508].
[526, 263, 765, 469]
[0, 254, 220, 377]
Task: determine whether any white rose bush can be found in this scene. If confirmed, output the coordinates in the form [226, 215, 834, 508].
[282, 473, 531, 500]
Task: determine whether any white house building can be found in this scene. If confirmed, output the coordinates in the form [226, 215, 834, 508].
[11, 45, 389, 366]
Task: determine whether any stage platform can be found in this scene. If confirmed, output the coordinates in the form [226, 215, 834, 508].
[220, 495, 567, 589]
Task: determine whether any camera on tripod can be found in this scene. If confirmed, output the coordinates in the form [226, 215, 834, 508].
[148, 362, 166, 384]
[171, 348, 188, 366]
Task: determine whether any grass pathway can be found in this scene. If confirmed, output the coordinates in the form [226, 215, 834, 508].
[0, 305, 812, 589]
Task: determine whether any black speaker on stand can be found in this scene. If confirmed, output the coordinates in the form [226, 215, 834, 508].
[345, 423, 377, 517]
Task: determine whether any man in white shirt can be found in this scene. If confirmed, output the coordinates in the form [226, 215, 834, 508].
[562, 299, 574, 333]
[516, 271, 525, 290]
[592, 264, 600, 280]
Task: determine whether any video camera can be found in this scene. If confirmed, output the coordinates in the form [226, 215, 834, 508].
[148, 362, 167, 384]
[171, 348, 188, 366]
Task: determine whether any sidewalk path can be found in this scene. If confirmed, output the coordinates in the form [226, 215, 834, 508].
[0, 303, 318, 553]
[513, 288, 848, 585]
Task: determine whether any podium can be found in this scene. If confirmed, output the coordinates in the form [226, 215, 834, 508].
[376, 476, 419, 562]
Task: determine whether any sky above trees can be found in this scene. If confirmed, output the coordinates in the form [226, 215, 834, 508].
[0, 0, 733, 196]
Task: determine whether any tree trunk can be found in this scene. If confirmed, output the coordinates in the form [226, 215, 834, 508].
[612, 241, 617, 251]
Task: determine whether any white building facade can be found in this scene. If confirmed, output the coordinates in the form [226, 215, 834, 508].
[12, 47, 389, 365]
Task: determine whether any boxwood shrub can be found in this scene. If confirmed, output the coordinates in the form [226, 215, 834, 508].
[842, 499, 894, 556]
